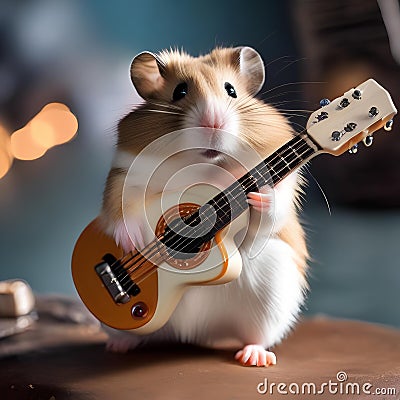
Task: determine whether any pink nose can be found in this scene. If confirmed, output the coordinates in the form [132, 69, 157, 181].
[200, 117, 223, 129]
[199, 103, 225, 129]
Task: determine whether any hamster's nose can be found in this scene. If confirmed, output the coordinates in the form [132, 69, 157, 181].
[200, 117, 223, 129]
[199, 103, 225, 130]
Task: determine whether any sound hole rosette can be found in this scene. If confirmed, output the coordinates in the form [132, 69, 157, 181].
[154, 203, 212, 270]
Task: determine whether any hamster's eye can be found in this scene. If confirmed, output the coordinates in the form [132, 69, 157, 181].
[224, 82, 237, 98]
[172, 82, 188, 101]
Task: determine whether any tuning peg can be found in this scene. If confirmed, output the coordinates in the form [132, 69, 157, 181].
[384, 119, 394, 131]
[339, 98, 350, 108]
[349, 144, 358, 154]
[352, 89, 362, 100]
[368, 107, 379, 118]
[319, 98, 330, 107]
[363, 135, 373, 147]
[331, 130, 342, 141]
[317, 111, 329, 121]
[344, 122, 357, 132]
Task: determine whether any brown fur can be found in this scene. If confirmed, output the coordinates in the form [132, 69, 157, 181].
[102, 47, 309, 278]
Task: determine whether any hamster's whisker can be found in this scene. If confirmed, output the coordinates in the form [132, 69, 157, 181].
[288, 122, 306, 133]
[269, 57, 307, 81]
[225, 96, 236, 114]
[238, 118, 295, 131]
[146, 101, 183, 111]
[236, 104, 272, 114]
[263, 93, 305, 106]
[260, 81, 323, 97]
[263, 92, 305, 102]
[303, 165, 332, 216]
[268, 100, 312, 109]
[234, 99, 260, 111]
[265, 55, 293, 67]
[242, 115, 304, 132]
[141, 109, 185, 116]
[279, 112, 309, 119]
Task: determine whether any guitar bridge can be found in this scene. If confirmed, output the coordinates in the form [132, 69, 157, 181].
[95, 254, 140, 304]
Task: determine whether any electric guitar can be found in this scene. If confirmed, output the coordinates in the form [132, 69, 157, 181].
[72, 79, 396, 334]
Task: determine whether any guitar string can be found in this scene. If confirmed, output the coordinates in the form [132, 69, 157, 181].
[116, 136, 313, 288]
[155, 140, 314, 260]
[112, 135, 310, 281]
[115, 137, 315, 290]
[119, 142, 315, 292]
[111, 137, 309, 282]
[121, 140, 316, 293]
[114, 135, 313, 288]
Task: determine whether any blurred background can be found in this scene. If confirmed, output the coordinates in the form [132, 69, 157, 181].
[0, 0, 399, 327]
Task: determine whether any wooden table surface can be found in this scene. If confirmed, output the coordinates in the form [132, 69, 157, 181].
[1, 303, 399, 400]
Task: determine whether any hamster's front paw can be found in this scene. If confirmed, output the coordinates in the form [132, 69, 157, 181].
[113, 218, 145, 253]
[247, 186, 273, 213]
[235, 345, 277, 367]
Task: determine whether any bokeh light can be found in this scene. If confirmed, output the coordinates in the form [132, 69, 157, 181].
[10, 126, 48, 161]
[30, 117, 56, 149]
[9, 102, 78, 162]
[31, 105, 78, 148]
[0, 123, 13, 179]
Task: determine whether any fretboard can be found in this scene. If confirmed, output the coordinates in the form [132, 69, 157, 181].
[162, 132, 319, 253]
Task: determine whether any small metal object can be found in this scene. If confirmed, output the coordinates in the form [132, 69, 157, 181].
[0, 280, 35, 317]
[344, 122, 357, 132]
[339, 98, 350, 108]
[319, 98, 330, 107]
[363, 135, 374, 147]
[95, 261, 131, 304]
[352, 89, 362, 100]
[317, 111, 329, 121]
[368, 107, 379, 117]
[384, 119, 394, 131]
[132, 302, 148, 319]
[331, 130, 342, 141]
[349, 144, 358, 154]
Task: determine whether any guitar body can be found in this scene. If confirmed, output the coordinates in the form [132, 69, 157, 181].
[72, 183, 249, 334]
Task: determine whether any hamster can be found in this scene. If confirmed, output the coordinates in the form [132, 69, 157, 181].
[99, 46, 309, 367]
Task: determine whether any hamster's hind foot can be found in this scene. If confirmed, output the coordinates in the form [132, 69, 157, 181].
[234, 345, 277, 367]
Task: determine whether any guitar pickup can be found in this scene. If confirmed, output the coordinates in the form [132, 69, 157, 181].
[95, 254, 140, 304]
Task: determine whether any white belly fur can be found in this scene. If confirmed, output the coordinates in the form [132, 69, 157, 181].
[166, 236, 306, 349]
[106, 178, 306, 350]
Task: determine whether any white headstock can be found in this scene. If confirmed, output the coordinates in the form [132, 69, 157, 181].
[306, 79, 397, 155]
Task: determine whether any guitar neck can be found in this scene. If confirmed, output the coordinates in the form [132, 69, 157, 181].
[203, 132, 320, 234]
[162, 132, 320, 253]
[242, 133, 318, 191]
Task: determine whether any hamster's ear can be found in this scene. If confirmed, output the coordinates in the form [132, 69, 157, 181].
[130, 51, 166, 100]
[234, 47, 265, 96]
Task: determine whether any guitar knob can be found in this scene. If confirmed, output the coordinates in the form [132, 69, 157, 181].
[132, 302, 148, 319]
[349, 144, 358, 154]
[319, 98, 330, 107]
[363, 135, 373, 147]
